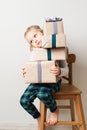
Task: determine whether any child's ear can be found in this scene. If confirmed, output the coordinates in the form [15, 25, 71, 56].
[41, 26, 44, 34]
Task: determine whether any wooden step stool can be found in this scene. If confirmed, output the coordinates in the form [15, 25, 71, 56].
[40, 54, 86, 130]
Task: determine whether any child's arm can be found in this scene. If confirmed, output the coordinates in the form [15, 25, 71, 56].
[50, 64, 61, 76]
[50, 61, 68, 77]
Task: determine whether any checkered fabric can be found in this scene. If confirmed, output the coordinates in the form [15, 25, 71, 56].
[20, 79, 61, 118]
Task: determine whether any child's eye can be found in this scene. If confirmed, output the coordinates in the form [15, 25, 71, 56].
[34, 34, 37, 38]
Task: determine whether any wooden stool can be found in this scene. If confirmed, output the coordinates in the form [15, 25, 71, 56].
[40, 54, 86, 130]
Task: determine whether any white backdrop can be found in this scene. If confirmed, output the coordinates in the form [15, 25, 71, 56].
[0, 0, 87, 126]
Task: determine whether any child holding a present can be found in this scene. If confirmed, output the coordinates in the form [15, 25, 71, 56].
[20, 25, 68, 130]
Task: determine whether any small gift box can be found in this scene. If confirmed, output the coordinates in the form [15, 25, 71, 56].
[44, 21, 64, 35]
[42, 34, 66, 48]
[29, 47, 67, 61]
[24, 60, 59, 83]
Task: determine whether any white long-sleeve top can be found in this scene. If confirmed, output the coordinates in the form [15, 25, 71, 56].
[58, 60, 68, 77]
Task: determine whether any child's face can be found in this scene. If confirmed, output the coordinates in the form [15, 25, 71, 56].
[25, 28, 43, 48]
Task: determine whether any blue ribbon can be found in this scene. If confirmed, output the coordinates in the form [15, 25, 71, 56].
[45, 17, 62, 22]
[52, 34, 56, 48]
[53, 22, 58, 34]
[47, 49, 51, 60]
[37, 62, 42, 83]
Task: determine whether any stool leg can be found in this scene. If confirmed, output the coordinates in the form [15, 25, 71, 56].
[70, 100, 77, 130]
[40, 102, 46, 130]
[75, 95, 86, 130]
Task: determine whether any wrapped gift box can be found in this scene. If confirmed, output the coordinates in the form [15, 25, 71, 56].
[44, 21, 64, 35]
[24, 60, 59, 83]
[42, 34, 66, 48]
[29, 47, 67, 61]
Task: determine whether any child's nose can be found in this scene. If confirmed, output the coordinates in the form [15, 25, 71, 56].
[35, 39, 38, 43]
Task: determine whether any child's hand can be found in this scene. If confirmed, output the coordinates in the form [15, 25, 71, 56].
[50, 64, 61, 76]
[22, 68, 26, 77]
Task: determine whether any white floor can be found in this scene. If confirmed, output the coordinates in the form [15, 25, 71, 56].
[0, 124, 87, 130]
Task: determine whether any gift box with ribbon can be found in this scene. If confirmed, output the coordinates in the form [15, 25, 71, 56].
[24, 60, 59, 83]
[23, 17, 68, 84]
[29, 47, 67, 61]
[44, 17, 64, 35]
[42, 33, 66, 48]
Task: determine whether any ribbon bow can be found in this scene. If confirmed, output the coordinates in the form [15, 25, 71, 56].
[45, 17, 62, 22]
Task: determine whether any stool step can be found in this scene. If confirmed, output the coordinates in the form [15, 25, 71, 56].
[45, 121, 81, 126]
[58, 105, 71, 109]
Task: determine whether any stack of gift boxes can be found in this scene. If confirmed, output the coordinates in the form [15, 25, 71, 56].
[24, 18, 67, 84]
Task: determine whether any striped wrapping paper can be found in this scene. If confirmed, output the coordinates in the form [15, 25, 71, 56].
[43, 21, 64, 35]
[29, 47, 67, 61]
[42, 33, 66, 48]
[24, 60, 59, 83]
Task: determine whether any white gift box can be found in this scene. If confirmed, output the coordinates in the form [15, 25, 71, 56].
[29, 47, 67, 61]
[44, 21, 64, 35]
[24, 60, 59, 83]
[42, 34, 66, 48]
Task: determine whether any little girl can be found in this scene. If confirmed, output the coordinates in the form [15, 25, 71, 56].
[20, 25, 68, 130]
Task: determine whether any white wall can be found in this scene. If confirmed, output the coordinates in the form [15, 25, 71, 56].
[0, 0, 87, 127]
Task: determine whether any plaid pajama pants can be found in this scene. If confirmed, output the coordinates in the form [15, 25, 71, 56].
[20, 79, 61, 119]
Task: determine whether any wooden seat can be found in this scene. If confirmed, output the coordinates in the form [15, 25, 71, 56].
[40, 54, 86, 130]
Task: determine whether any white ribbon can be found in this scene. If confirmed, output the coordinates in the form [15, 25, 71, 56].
[45, 17, 62, 22]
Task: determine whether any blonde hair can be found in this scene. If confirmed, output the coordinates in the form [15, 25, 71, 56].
[24, 25, 43, 51]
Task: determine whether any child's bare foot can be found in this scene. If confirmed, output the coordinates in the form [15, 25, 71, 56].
[37, 116, 41, 130]
[47, 108, 59, 125]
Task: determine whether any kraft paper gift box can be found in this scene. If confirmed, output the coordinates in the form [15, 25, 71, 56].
[42, 34, 66, 48]
[29, 47, 67, 61]
[44, 21, 64, 35]
[24, 61, 59, 83]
